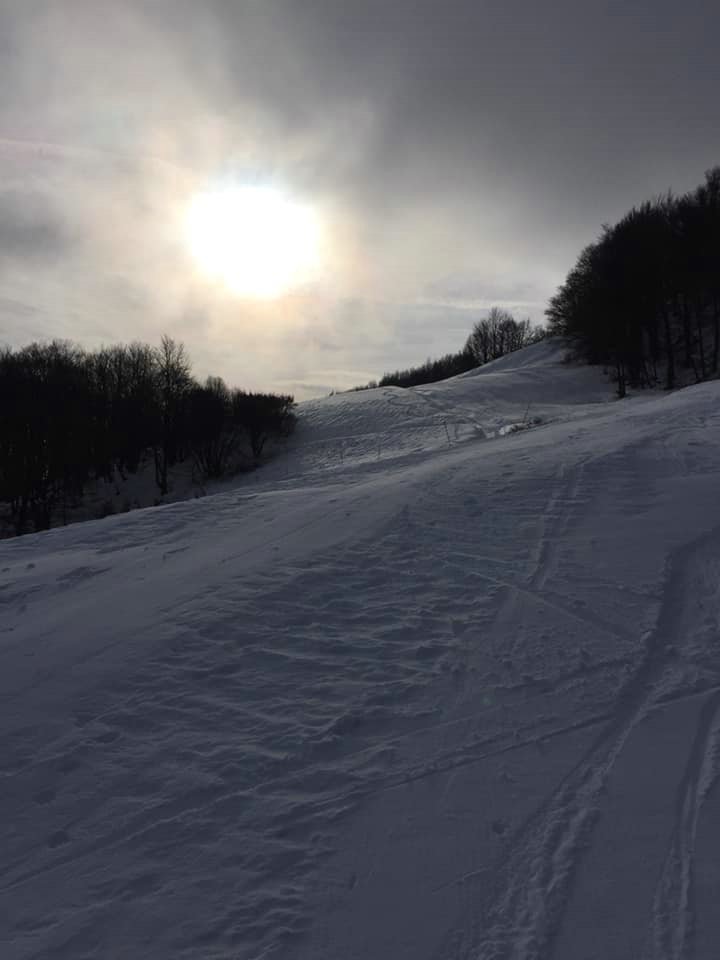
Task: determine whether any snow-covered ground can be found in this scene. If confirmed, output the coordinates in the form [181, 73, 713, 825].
[2, 339, 720, 959]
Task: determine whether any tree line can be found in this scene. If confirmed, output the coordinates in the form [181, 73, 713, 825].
[547, 167, 720, 396]
[359, 308, 545, 390]
[0, 336, 295, 536]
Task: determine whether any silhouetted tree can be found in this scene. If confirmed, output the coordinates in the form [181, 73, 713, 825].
[153, 336, 192, 495]
[465, 308, 539, 365]
[0, 335, 298, 537]
[356, 312, 543, 392]
[377, 345, 476, 389]
[186, 377, 244, 479]
[231, 391, 296, 459]
[547, 167, 720, 395]
[0, 341, 94, 532]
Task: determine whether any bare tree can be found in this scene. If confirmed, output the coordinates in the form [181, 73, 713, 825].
[466, 308, 536, 365]
[153, 336, 192, 495]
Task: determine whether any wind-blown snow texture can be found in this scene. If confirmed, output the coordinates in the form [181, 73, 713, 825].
[2, 339, 720, 959]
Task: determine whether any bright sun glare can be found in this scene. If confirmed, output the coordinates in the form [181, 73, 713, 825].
[184, 186, 323, 299]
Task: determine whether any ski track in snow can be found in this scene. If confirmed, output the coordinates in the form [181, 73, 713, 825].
[468, 524, 720, 960]
[2, 340, 720, 960]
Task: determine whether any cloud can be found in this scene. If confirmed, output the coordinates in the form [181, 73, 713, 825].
[0, 188, 74, 262]
[0, 1, 718, 395]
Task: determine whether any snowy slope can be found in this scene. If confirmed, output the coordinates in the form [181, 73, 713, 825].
[266, 339, 615, 482]
[2, 340, 720, 960]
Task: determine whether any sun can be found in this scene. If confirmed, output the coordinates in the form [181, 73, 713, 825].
[184, 186, 323, 299]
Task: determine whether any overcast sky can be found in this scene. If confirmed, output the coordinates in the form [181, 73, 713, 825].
[1, 0, 718, 397]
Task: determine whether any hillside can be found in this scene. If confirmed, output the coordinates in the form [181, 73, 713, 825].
[2, 340, 720, 960]
[266, 339, 614, 482]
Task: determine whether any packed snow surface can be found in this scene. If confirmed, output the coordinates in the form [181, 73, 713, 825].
[2, 339, 720, 959]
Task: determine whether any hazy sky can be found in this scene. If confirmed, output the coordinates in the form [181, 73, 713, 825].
[1, 0, 718, 397]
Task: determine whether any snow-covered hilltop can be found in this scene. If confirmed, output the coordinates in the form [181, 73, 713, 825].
[2, 340, 720, 960]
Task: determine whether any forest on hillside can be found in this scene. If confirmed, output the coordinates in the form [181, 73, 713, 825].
[0, 337, 295, 537]
[359, 309, 545, 390]
[547, 167, 720, 396]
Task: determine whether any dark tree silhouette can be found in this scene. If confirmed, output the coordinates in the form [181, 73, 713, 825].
[354, 310, 543, 392]
[0, 336, 296, 537]
[376, 345, 477, 389]
[465, 308, 541, 365]
[186, 377, 245, 479]
[231, 391, 296, 459]
[547, 167, 720, 395]
[153, 336, 192, 496]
